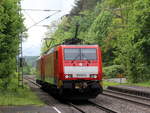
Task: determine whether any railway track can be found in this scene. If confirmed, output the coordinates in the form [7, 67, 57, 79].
[24, 76, 150, 112]
[87, 101, 117, 113]
[68, 101, 118, 113]
[103, 89, 150, 107]
[24, 76, 118, 113]
[67, 102, 86, 113]
[24, 76, 41, 87]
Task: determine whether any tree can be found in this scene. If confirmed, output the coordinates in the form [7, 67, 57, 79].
[0, 0, 25, 88]
[70, 0, 101, 15]
[115, 0, 150, 82]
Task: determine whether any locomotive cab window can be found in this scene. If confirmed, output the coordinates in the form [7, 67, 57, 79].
[64, 48, 80, 60]
[64, 48, 97, 60]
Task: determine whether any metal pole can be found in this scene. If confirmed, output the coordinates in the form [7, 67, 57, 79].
[18, 0, 23, 87]
[74, 23, 79, 39]
[21, 34, 23, 88]
[18, 33, 24, 88]
[17, 49, 20, 87]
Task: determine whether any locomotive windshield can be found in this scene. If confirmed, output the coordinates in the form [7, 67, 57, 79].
[64, 48, 97, 60]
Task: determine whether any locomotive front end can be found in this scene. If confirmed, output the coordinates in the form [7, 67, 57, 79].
[59, 45, 103, 99]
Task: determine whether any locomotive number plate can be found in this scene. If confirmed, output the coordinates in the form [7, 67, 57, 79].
[77, 74, 88, 78]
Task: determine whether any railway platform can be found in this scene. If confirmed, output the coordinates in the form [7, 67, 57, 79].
[0, 106, 56, 113]
[107, 85, 150, 98]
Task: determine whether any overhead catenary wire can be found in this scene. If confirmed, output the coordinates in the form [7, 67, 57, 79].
[21, 0, 75, 56]
[27, 10, 61, 30]
[23, 10, 36, 24]
[22, 9, 61, 12]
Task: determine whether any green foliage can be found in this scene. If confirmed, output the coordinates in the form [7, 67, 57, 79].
[88, 11, 113, 44]
[42, 0, 150, 83]
[103, 81, 123, 87]
[88, 10, 115, 65]
[115, 0, 150, 83]
[23, 56, 38, 75]
[23, 65, 36, 75]
[70, 0, 101, 15]
[0, 0, 25, 87]
[103, 65, 124, 78]
[24, 56, 38, 68]
[132, 81, 150, 87]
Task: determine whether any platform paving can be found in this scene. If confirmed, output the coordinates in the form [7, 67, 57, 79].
[0, 105, 59, 113]
[107, 85, 150, 98]
[103, 78, 127, 83]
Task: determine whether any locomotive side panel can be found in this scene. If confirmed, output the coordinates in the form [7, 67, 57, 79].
[36, 57, 45, 80]
[36, 59, 40, 79]
[54, 50, 60, 85]
[44, 53, 55, 84]
[97, 46, 103, 80]
[41, 57, 45, 80]
[57, 46, 64, 80]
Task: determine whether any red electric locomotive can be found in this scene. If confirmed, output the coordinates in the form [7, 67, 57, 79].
[36, 45, 103, 99]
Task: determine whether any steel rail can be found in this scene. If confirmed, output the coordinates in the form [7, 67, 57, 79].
[104, 89, 150, 101]
[24, 76, 41, 87]
[67, 102, 86, 113]
[88, 101, 118, 113]
[102, 92, 150, 108]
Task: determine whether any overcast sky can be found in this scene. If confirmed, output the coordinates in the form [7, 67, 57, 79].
[21, 0, 75, 56]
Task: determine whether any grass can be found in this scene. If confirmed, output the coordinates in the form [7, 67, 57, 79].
[0, 86, 44, 106]
[103, 80, 150, 88]
[103, 81, 125, 88]
[0, 77, 44, 106]
[132, 81, 150, 87]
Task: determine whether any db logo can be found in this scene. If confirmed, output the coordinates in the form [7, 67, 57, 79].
[79, 63, 83, 66]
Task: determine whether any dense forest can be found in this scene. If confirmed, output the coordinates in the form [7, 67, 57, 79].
[0, 0, 24, 88]
[42, 0, 150, 83]
[23, 56, 38, 75]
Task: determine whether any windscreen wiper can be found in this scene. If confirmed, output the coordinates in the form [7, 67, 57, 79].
[72, 48, 81, 61]
[81, 53, 91, 63]
[81, 53, 89, 60]
[72, 53, 81, 62]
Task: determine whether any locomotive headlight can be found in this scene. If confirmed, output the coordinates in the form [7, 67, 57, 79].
[65, 75, 69, 78]
[65, 74, 73, 78]
[94, 75, 97, 78]
[90, 74, 97, 78]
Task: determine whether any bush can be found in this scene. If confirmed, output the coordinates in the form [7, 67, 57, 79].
[23, 65, 36, 75]
[103, 65, 124, 78]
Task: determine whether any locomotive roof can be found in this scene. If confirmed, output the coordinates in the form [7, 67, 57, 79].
[59, 44, 99, 47]
[44, 45, 99, 55]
